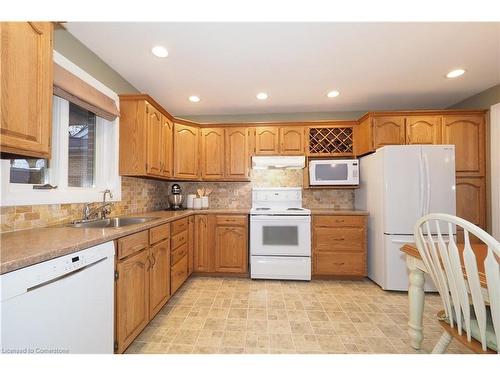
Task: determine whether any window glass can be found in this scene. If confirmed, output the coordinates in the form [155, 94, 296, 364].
[315, 163, 348, 181]
[68, 103, 96, 188]
[9, 159, 49, 184]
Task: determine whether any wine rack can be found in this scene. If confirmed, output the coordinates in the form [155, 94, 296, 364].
[307, 126, 354, 156]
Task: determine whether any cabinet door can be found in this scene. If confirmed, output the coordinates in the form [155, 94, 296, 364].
[115, 249, 149, 353]
[280, 127, 304, 155]
[200, 128, 225, 179]
[214, 226, 248, 273]
[406, 116, 441, 145]
[255, 127, 280, 155]
[372, 116, 405, 148]
[188, 216, 194, 275]
[161, 117, 174, 177]
[456, 177, 486, 229]
[194, 215, 212, 272]
[174, 123, 199, 179]
[225, 127, 250, 180]
[442, 115, 485, 176]
[0, 22, 53, 158]
[149, 239, 170, 319]
[146, 104, 163, 176]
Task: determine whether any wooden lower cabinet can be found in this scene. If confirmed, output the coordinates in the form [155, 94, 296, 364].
[194, 214, 249, 274]
[214, 223, 248, 273]
[149, 239, 170, 319]
[115, 224, 172, 353]
[115, 248, 150, 353]
[456, 177, 486, 229]
[312, 215, 367, 277]
[188, 216, 195, 275]
[170, 217, 189, 295]
[194, 215, 211, 272]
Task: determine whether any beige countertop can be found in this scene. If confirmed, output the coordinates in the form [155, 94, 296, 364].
[309, 209, 368, 216]
[0, 207, 367, 275]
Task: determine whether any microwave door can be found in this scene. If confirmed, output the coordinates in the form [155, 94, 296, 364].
[310, 162, 350, 185]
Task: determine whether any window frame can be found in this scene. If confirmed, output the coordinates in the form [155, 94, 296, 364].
[0, 51, 121, 207]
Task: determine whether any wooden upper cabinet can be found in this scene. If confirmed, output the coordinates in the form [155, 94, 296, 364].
[405, 116, 441, 145]
[442, 115, 485, 176]
[280, 127, 304, 155]
[255, 127, 280, 155]
[225, 127, 250, 180]
[354, 117, 373, 156]
[115, 249, 150, 353]
[146, 104, 163, 176]
[200, 128, 225, 180]
[0, 22, 53, 158]
[372, 116, 405, 148]
[214, 225, 248, 273]
[161, 118, 174, 178]
[173, 123, 199, 179]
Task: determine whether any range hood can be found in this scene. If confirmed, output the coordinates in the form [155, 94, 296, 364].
[251, 156, 305, 170]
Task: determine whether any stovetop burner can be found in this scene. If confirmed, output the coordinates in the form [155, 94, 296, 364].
[255, 207, 271, 211]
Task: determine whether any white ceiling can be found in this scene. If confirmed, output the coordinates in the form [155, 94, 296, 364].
[65, 22, 500, 116]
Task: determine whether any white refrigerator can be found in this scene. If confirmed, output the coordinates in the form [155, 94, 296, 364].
[355, 145, 456, 291]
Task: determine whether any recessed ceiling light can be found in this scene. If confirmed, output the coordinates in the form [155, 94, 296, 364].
[446, 69, 465, 79]
[188, 95, 200, 103]
[256, 92, 268, 100]
[327, 90, 340, 98]
[151, 46, 168, 58]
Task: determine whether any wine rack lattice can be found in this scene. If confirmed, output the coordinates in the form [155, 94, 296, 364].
[308, 127, 353, 155]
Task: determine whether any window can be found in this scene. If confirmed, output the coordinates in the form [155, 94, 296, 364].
[10, 159, 49, 185]
[68, 103, 96, 188]
[1, 51, 121, 207]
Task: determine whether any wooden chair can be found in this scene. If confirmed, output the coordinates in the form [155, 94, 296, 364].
[414, 213, 499, 354]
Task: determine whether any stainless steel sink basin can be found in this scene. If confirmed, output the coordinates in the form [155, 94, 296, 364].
[67, 216, 159, 228]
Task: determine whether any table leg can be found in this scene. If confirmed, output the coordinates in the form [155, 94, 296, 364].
[406, 256, 425, 350]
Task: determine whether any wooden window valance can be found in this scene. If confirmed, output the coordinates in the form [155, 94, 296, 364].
[53, 63, 120, 121]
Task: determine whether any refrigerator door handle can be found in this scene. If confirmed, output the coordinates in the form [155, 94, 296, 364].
[418, 153, 425, 217]
[423, 153, 431, 215]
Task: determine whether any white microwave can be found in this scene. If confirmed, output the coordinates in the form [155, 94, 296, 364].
[308, 159, 359, 186]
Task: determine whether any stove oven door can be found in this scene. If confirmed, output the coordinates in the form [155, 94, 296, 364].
[250, 215, 311, 256]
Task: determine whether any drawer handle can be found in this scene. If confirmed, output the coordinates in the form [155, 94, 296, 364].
[334, 237, 345, 241]
[333, 262, 345, 266]
[336, 219, 345, 223]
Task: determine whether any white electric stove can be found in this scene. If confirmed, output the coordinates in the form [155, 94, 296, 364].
[250, 187, 311, 281]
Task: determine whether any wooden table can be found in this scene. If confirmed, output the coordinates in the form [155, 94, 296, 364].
[400, 243, 488, 350]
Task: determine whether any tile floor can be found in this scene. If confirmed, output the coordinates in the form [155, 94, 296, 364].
[125, 276, 472, 354]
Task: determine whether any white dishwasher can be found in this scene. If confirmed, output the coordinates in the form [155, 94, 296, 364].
[1, 241, 115, 354]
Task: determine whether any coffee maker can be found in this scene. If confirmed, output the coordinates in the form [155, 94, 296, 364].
[167, 184, 185, 210]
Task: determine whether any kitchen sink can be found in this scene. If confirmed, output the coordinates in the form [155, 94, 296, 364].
[67, 216, 159, 228]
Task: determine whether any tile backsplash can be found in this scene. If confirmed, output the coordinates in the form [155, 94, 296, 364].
[1, 170, 353, 233]
[182, 169, 354, 210]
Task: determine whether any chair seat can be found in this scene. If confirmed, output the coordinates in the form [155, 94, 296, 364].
[438, 306, 497, 353]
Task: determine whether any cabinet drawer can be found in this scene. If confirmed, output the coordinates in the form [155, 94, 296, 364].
[171, 230, 188, 249]
[171, 254, 188, 295]
[171, 218, 188, 235]
[314, 252, 365, 276]
[117, 231, 149, 260]
[171, 242, 188, 266]
[314, 227, 365, 252]
[149, 223, 170, 244]
[314, 215, 365, 228]
[215, 215, 247, 226]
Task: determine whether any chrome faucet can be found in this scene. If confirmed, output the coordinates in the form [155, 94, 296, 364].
[81, 189, 114, 221]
